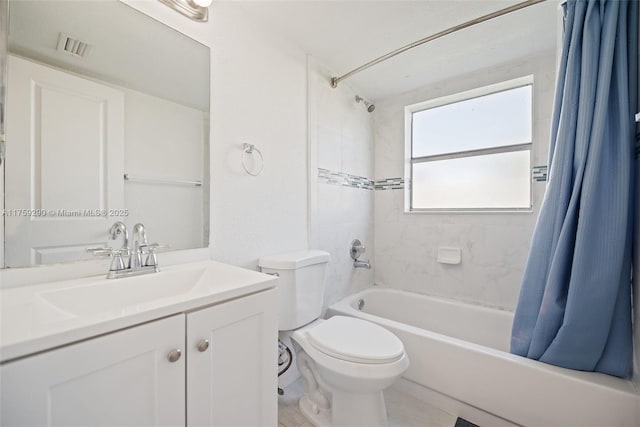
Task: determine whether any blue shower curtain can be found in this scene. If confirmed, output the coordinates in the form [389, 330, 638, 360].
[510, 0, 638, 378]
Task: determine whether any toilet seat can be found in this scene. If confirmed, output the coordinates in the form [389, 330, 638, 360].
[306, 316, 404, 364]
[292, 316, 409, 387]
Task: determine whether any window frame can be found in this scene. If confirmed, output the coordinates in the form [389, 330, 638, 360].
[403, 75, 534, 213]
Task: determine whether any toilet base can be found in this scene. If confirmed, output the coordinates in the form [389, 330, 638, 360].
[297, 351, 390, 427]
[299, 395, 332, 427]
[331, 390, 389, 427]
[299, 388, 389, 427]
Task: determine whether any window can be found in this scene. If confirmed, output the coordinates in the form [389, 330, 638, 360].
[405, 76, 533, 212]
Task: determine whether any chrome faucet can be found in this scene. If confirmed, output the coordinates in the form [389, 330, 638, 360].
[132, 223, 148, 269]
[87, 222, 165, 279]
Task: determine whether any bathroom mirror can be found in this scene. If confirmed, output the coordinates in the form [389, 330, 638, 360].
[2, 0, 210, 268]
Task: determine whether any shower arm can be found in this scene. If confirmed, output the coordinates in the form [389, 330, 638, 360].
[330, 0, 547, 89]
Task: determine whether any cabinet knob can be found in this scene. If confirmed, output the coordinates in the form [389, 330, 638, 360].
[167, 349, 182, 363]
[197, 339, 209, 352]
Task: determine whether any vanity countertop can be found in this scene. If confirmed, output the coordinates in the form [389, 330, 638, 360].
[0, 260, 278, 363]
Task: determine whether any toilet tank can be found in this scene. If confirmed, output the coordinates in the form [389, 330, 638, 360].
[258, 250, 330, 331]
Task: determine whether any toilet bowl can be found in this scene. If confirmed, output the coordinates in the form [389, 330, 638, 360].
[292, 316, 409, 427]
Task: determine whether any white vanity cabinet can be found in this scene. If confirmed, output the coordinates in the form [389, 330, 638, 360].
[0, 288, 278, 427]
[0, 314, 186, 426]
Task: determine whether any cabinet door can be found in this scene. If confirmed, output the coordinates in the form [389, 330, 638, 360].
[1, 315, 186, 427]
[187, 289, 278, 426]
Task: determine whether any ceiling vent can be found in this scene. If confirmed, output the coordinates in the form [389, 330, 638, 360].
[56, 33, 91, 58]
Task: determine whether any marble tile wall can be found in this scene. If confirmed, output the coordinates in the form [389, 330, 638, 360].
[308, 57, 375, 312]
[373, 51, 557, 310]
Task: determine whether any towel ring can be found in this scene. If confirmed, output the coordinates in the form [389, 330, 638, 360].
[242, 143, 264, 176]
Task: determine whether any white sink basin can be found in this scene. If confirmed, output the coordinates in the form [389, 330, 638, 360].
[1, 260, 277, 362]
[38, 268, 207, 316]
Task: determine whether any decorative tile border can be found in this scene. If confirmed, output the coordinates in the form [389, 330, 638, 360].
[319, 166, 548, 190]
[318, 168, 374, 190]
[375, 178, 405, 190]
[532, 165, 548, 182]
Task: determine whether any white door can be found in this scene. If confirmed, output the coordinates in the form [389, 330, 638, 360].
[0, 315, 186, 427]
[186, 289, 278, 426]
[4, 55, 125, 266]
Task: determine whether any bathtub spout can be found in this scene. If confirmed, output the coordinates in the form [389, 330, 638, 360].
[354, 259, 371, 269]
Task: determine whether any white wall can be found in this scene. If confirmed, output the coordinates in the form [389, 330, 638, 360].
[123, 89, 207, 250]
[110, 1, 318, 271]
[208, 4, 309, 269]
[374, 51, 556, 310]
[205, 3, 377, 303]
[308, 58, 375, 311]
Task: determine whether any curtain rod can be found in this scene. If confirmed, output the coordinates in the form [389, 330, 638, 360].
[330, 0, 548, 89]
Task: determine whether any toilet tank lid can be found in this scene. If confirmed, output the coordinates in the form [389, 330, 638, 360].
[258, 250, 330, 270]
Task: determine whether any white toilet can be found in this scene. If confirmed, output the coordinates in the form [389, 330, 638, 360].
[259, 250, 409, 427]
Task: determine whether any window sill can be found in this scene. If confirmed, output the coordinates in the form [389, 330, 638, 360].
[405, 208, 534, 215]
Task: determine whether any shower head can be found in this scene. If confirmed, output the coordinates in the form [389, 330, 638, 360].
[365, 101, 375, 113]
[355, 95, 375, 113]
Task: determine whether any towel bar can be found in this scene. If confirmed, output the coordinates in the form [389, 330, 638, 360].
[124, 173, 202, 187]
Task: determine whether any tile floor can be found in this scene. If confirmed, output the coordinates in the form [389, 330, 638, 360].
[278, 378, 458, 427]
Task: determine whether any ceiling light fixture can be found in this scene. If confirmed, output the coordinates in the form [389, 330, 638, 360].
[158, 0, 210, 22]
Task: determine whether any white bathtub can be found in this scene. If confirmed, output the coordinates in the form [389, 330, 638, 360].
[329, 288, 639, 427]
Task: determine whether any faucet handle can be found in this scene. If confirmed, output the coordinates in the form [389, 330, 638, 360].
[139, 243, 169, 252]
[145, 251, 158, 269]
[109, 250, 127, 272]
[140, 243, 169, 268]
[350, 239, 366, 260]
[87, 247, 128, 271]
[86, 246, 115, 257]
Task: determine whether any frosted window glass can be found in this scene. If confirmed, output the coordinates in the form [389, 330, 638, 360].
[412, 85, 532, 157]
[412, 151, 531, 209]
